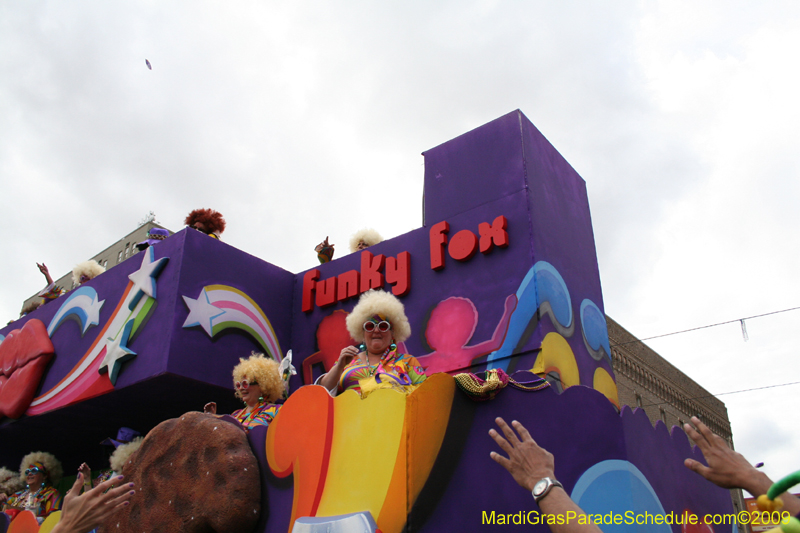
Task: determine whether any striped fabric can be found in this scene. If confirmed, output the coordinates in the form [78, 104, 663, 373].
[231, 401, 281, 431]
[6, 485, 61, 519]
[338, 350, 427, 395]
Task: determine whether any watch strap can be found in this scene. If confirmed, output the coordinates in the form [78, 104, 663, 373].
[532, 477, 564, 503]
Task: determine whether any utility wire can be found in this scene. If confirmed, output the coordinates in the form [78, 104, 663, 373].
[518, 306, 800, 411]
[610, 306, 800, 348]
[640, 380, 800, 408]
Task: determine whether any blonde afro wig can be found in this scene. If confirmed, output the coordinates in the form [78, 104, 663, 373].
[345, 290, 411, 343]
[19, 451, 63, 486]
[349, 228, 383, 253]
[0, 467, 24, 496]
[72, 260, 105, 285]
[109, 437, 144, 474]
[232, 352, 284, 403]
[20, 300, 42, 317]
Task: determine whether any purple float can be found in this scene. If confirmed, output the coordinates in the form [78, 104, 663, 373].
[0, 110, 732, 532]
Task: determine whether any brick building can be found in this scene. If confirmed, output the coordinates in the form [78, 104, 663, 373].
[608, 316, 746, 529]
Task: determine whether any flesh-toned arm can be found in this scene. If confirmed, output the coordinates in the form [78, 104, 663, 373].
[317, 346, 358, 393]
[684, 416, 800, 515]
[37, 262, 54, 285]
[489, 417, 602, 533]
[51, 473, 134, 533]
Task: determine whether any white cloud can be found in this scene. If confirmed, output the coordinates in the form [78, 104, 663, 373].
[2, 0, 799, 483]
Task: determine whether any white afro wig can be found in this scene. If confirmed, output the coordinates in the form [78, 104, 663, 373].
[72, 260, 105, 285]
[345, 290, 411, 343]
[349, 228, 383, 253]
[19, 451, 63, 487]
[109, 436, 144, 474]
[0, 467, 24, 495]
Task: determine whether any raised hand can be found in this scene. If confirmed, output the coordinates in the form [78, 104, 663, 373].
[51, 473, 134, 533]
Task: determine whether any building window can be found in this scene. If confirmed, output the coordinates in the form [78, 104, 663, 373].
[117, 250, 123, 263]
[635, 394, 642, 408]
[660, 408, 667, 424]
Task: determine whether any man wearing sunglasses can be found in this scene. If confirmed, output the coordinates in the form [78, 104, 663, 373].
[1, 454, 63, 524]
[317, 290, 427, 397]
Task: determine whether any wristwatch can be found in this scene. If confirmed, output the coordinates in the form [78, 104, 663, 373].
[532, 477, 564, 503]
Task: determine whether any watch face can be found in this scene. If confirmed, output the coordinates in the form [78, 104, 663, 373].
[533, 479, 548, 496]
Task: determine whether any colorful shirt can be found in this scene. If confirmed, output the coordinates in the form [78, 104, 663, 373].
[7, 485, 61, 519]
[231, 401, 280, 431]
[94, 469, 114, 486]
[316, 245, 335, 264]
[37, 282, 63, 301]
[338, 350, 427, 395]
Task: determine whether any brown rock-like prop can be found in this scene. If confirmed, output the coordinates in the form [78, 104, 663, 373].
[100, 412, 261, 533]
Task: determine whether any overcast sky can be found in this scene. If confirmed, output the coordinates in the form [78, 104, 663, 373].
[2, 1, 799, 486]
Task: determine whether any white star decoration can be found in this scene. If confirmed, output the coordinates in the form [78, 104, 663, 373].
[83, 294, 105, 334]
[128, 246, 169, 310]
[47, 287, 107, 337]
[182, 288, 226, 336]
[99, 319, 136, 385]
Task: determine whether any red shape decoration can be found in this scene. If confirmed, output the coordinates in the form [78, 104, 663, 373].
[302, 270, 321, 313]
[479, 215, 509, 253]
[301, 310, 354, 384]
[0, 319, 55, 420]
[385, 251, 411, 297]
[448, 229, 478, 261]
[315, 277, 337, 308]
[359, 251, 385, 293]
[429, 221, 449, 270]
[7, 509, 39, 531]
[336, 270, 360, 302]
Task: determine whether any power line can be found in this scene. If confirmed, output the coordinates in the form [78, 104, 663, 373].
[640, 380, 800, 408]
[610, 306, 800, 348]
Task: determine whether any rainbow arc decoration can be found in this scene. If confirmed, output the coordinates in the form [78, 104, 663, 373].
[182, 285, 282, 361]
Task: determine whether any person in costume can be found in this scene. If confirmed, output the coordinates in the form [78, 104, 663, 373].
[135, 227, 170, 251]
[185, 208, 226, 239]
[315, 236, 335, 263]
[72, 260, 105, 286]
[349, 227, 383, 253]
[204, 352, 287, 432]
[0, 467, 24, 500]
[683, 416, 800, 517]
[50, 473, 135, 533]
[77, 428, 143, 492]
[489, 418, 603, 533]
[314, 228, 383, 263]
[19, 300, 42, 317]
[31, 262, 64, 308]
[317, 289, 427, 397]
[0, 452, 63, 524]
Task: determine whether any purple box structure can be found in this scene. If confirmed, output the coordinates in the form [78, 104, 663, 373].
[0, 110, 732, 532]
